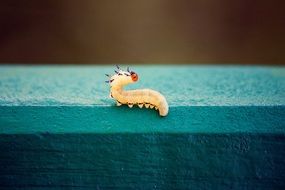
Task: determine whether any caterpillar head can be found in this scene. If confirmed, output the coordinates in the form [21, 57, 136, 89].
[105, 66, 138, 87]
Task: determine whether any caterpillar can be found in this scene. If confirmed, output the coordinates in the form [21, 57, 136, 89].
[105, 65, 169, 116]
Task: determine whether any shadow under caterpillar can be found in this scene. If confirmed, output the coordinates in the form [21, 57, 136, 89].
[105, 66, 169, 116]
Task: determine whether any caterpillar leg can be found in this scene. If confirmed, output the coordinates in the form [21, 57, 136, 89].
[116, 101, 122, 106]
[150, 105, 154, 109]
[145, 103, 150, 108]
[128, 103, 133, 108]
[138, 103, 143, 108]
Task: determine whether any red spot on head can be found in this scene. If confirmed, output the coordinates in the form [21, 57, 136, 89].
[131, 72, 138, 82]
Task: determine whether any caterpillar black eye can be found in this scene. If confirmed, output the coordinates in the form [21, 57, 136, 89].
[105, 79, 114, 83]
[124, 73, 130, 76]
[118, 73, 122, 75]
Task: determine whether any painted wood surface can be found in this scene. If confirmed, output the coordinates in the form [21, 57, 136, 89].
[0, 65, 285, 189]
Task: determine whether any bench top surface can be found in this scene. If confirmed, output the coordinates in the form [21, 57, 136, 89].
[0, 65, 285, 106]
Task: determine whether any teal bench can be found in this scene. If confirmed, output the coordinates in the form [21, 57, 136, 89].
[0, 65, 285, 189]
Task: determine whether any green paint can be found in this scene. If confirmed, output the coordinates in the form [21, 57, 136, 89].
[1, 133, 285, 189]
[0, 106, 285, 134]
[0, 65, 285, 106]
[0, 65, 285, 189]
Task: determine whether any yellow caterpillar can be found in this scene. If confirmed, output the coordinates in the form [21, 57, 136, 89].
[106, 66, 169, 116]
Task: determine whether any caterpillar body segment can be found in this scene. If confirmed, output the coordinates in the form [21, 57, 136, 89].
[106, 66, 169, 116]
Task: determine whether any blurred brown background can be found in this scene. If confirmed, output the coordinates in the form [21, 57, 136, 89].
[0, 0, 284, 64]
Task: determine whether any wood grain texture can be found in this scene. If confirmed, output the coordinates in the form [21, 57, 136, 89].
[0, 133, 285, 189]
[0, 65, 285, 189]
